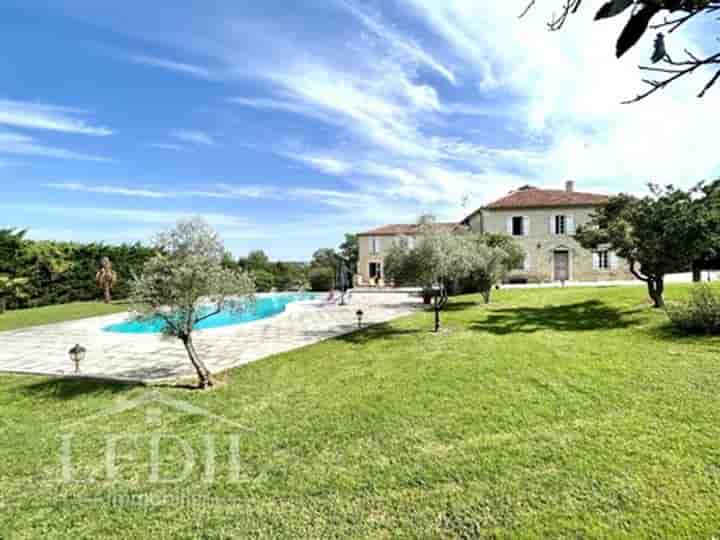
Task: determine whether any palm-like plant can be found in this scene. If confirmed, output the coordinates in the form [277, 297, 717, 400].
[96, 256, 117, 304]
[0, 275, 29, 314]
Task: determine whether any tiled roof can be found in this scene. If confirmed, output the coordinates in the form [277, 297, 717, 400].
[484, 187, 609, 209]
[357, 222, 459, 236]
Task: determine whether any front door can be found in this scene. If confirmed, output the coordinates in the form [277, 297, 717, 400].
[554, 251, 570, 281]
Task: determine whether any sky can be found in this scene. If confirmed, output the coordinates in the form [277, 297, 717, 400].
[0, 1, 718, 260]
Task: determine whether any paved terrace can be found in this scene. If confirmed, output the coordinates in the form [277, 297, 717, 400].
[0, 293, 421, 383]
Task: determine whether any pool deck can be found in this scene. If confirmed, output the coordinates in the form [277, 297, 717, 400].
[0, 293, 422, 383]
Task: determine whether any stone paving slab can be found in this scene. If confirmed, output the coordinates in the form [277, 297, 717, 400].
[0, 293, 421, 383]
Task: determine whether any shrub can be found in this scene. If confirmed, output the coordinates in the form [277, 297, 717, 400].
[666, 284, 720, 334]
[308, 267, 334, 291]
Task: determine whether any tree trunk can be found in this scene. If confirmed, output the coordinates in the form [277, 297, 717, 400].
[103, 282, 112, 304]
[481, 288, 491, 304]
[647, 277, 665, 309]
[182, 335, 214, 389]
[692, 262, 702, 283]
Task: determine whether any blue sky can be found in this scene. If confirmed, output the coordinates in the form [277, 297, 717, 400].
[1, 1, 718, 260]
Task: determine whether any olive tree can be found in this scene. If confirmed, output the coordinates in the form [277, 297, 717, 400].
[385, 217, 474, 332]
[576, 183, 711, 308]
[130, 218, 255, 389]
[465, 235, 525, 304]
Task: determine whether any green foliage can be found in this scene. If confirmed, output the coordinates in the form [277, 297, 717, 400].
[576, 182, 716, 307]
[237, 251, 309, 291]
[338, 234, 359, 273]
[253, 269, 276, 292]
[0, 228, 155, 310]
[308, 267, 335, 291]
[666, 283, 720, 334]
[130, 218, 255, 387]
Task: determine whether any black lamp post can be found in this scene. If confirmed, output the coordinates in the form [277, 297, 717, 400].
[356, 309, 364, 328]
[68, 344, 86, 374]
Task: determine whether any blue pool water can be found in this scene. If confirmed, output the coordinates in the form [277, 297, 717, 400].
[104, 293, 319, 334]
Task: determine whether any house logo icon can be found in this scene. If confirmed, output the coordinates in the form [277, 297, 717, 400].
[60, 390, 249, 487]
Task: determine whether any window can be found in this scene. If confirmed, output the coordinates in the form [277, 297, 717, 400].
[594, 251, 610, 270]
[369, 262, 382, 279]
[512, 216, 525, 236]
[555, 215, 566, 235]
[370, 237, 381, 255]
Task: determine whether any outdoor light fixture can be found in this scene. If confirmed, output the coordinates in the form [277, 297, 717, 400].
[356, 309, 364, 328]
[68, 344, 86, 374]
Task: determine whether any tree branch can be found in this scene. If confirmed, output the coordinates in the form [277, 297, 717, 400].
[623, 51, 720, 103]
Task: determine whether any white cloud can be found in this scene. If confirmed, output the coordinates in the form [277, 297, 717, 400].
[127, 54, 216, 80]
[170, 129, 217, 147]
[0, 99, 112, 136]
[45, 182, 170, 199]
[339, 0, 457, 85]
[281, 152, 353, 175]
[0, 131, 110, 162]
[148, 142, 190, 152]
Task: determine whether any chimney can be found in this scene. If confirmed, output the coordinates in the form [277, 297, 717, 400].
[565, 180, 575, 193]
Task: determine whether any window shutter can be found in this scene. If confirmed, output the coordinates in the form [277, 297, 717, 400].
[549, 215, 555, 234]
[376, 237, 382, 253]
[368, 237, 374, 253]
[506, 217, 513, 235]
[592, 252, 599, 270]
[610, 251, 617, 269]
[523, 216, 530, 236]
[567, 215, 575, 235]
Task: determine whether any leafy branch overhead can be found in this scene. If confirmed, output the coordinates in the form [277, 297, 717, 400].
[522, 0, 720, 102]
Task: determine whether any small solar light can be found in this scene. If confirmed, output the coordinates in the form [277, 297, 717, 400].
[68, 344, 86, 374]
[356, 309, 364, 328]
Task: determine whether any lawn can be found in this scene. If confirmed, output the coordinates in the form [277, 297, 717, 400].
[0, 301, 127, 332]
[2, 285, 720, 538]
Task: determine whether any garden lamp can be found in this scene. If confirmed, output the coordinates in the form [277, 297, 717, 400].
[356, 309, 364, 328]
[68, 344, 86, 374]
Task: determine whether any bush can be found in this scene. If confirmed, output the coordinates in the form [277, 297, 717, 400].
[252, 269, 275, 292]
[666, 284, 720, 334]
[308, 267, 334, 291]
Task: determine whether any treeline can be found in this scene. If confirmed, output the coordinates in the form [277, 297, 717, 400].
[230, 250, 310, 292]
[0, 229, 155, 309]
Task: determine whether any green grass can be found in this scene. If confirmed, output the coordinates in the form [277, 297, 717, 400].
[2, 284, 720, 538]
[0, 301, 127, 332]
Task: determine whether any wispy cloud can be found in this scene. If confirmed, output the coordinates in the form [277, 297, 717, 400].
[148, 142, 190, 152]
[281, 152, 353, 175]
[126, 54, 216, 80]
[339, 1, 457, 85]
[0, 131, 110, 162]
[45, 182, 169, 198]
[170, 129, 217, 147]
[0, 99, 113, 136]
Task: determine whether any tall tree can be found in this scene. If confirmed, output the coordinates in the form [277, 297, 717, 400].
[338, 234, 359, 275]
[130, 218, 255, 389]
[523, 0, 720, 102]
[576, 183, 710, 308]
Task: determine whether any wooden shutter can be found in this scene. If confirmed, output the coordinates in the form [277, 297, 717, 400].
[506, 217, 513, 235]
[549, 215, 555, 234]
[592, 252, 600, 270]
[610, 251, 617, 269]
[523, 216, 530, 236]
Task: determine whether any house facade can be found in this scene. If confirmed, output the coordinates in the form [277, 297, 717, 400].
[462, 182, 634, 283]
[355, 223, 457, 286]
[355, 182, 634, 285]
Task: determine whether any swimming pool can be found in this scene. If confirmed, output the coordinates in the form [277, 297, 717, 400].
[104, 292, 319, 334]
